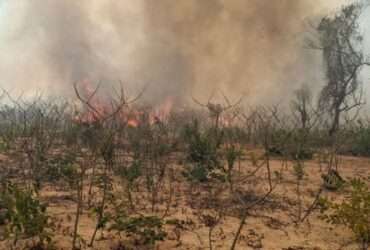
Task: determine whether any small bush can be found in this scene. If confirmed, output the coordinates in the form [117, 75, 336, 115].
[0, 182, 54, 248]
[292, 148, 314, 160]
[321, 169, 345, 191]
[184, 127, 219, 169]
[182, 120, 221, 182]
[44, 155, 78, 186]
[0, 138, 8, 152]
[183, 163, 209, 183]
[352, 126, 370, 157]
[119, 160, 142, 185]
[319, 178, 370, 249]
[110, 215, 167, 246]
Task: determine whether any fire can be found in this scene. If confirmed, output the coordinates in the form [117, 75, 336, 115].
[150, 97, 173, 124]
[125, 110, 142, 128]
[124, 97, 174, 127]
[73, 79, 112, 124]
[73, 80, 174, 128]
[127, 118, 139, 128]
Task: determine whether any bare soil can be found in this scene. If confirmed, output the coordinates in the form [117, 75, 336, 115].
[1, 153, 369, 250]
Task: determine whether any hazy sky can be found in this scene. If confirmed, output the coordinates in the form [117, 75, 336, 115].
[0, 1, 369, 106]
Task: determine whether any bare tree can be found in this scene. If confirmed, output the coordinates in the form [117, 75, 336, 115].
[311, 3, 370, 135]
[73, 81, 144, 248]
[291, 84, 320, 131]
[192, 90, 243, 131]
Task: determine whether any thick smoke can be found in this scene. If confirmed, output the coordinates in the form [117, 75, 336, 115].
[0, 0, 350, 105]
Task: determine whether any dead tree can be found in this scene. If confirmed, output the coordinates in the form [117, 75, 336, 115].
[72, 81, 144, 249]
[310, 3, 370, 136]
[192, 91, 243, 131]
[291, 84, 320, 131]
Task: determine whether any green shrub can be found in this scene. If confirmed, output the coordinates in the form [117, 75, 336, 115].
[0, 182, 54, 248]
[183, 120, 220, 166]
[292, 148, 314, 160]
[120, 160, 142, 184]
[182, 120, 221, 182]
[221, 145, 242, 190]
[110, 215, 166, 246]
[44, 155, 78, 186]
[321, 169, 345, 191]
[293, 161, 305, 181]
[183, 163, 209, 183]
[319, 178, 370, 249]
[0, 138, 8, 152]
[352, 126, 370, 157]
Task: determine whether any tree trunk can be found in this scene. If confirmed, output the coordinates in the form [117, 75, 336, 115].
[72, 173, 83, 250]
[329, 108, 340, 136]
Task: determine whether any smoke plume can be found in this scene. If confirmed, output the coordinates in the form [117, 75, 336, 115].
[0, 0, 350, 105]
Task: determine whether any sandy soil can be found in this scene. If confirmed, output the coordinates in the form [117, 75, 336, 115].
[0, 153, 369, 250]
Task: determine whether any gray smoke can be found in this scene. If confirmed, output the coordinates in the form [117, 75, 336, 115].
[0, 0, 354, 105]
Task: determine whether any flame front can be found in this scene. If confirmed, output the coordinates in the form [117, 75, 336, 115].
[73, 80, 174, 127]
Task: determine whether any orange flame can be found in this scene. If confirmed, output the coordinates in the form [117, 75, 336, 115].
[73, 80, 174, 127]
[73, 79, 112, 124]
[127, 118, 139, 128]
[150, 97, 173, 124]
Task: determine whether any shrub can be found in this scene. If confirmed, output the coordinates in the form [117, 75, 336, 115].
[0, 138, 7, 152]
[0, 182, 54, 248]
[182, 120, 221, 182]
[292, 148, 314, 160]
[222, 145, 242, 191]
[293, 161, 305, 181]
[321, 169, 345, 191]
[110, 215, 167, 246]
[120, 160, 142, 185]
[44, 155, 78, 186]
[183, 163, 209, 183]
[319, 178, 370, 249]
[352, 126, 370, 157]
[117, 160, 142, 209]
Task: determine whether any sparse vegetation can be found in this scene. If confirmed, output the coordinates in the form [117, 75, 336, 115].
[320, 178, 370, 250]
[0, 2, 369, 250]
[0, 182, 54, 249]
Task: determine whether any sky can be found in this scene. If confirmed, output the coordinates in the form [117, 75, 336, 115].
[0, 1, 369, 107]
